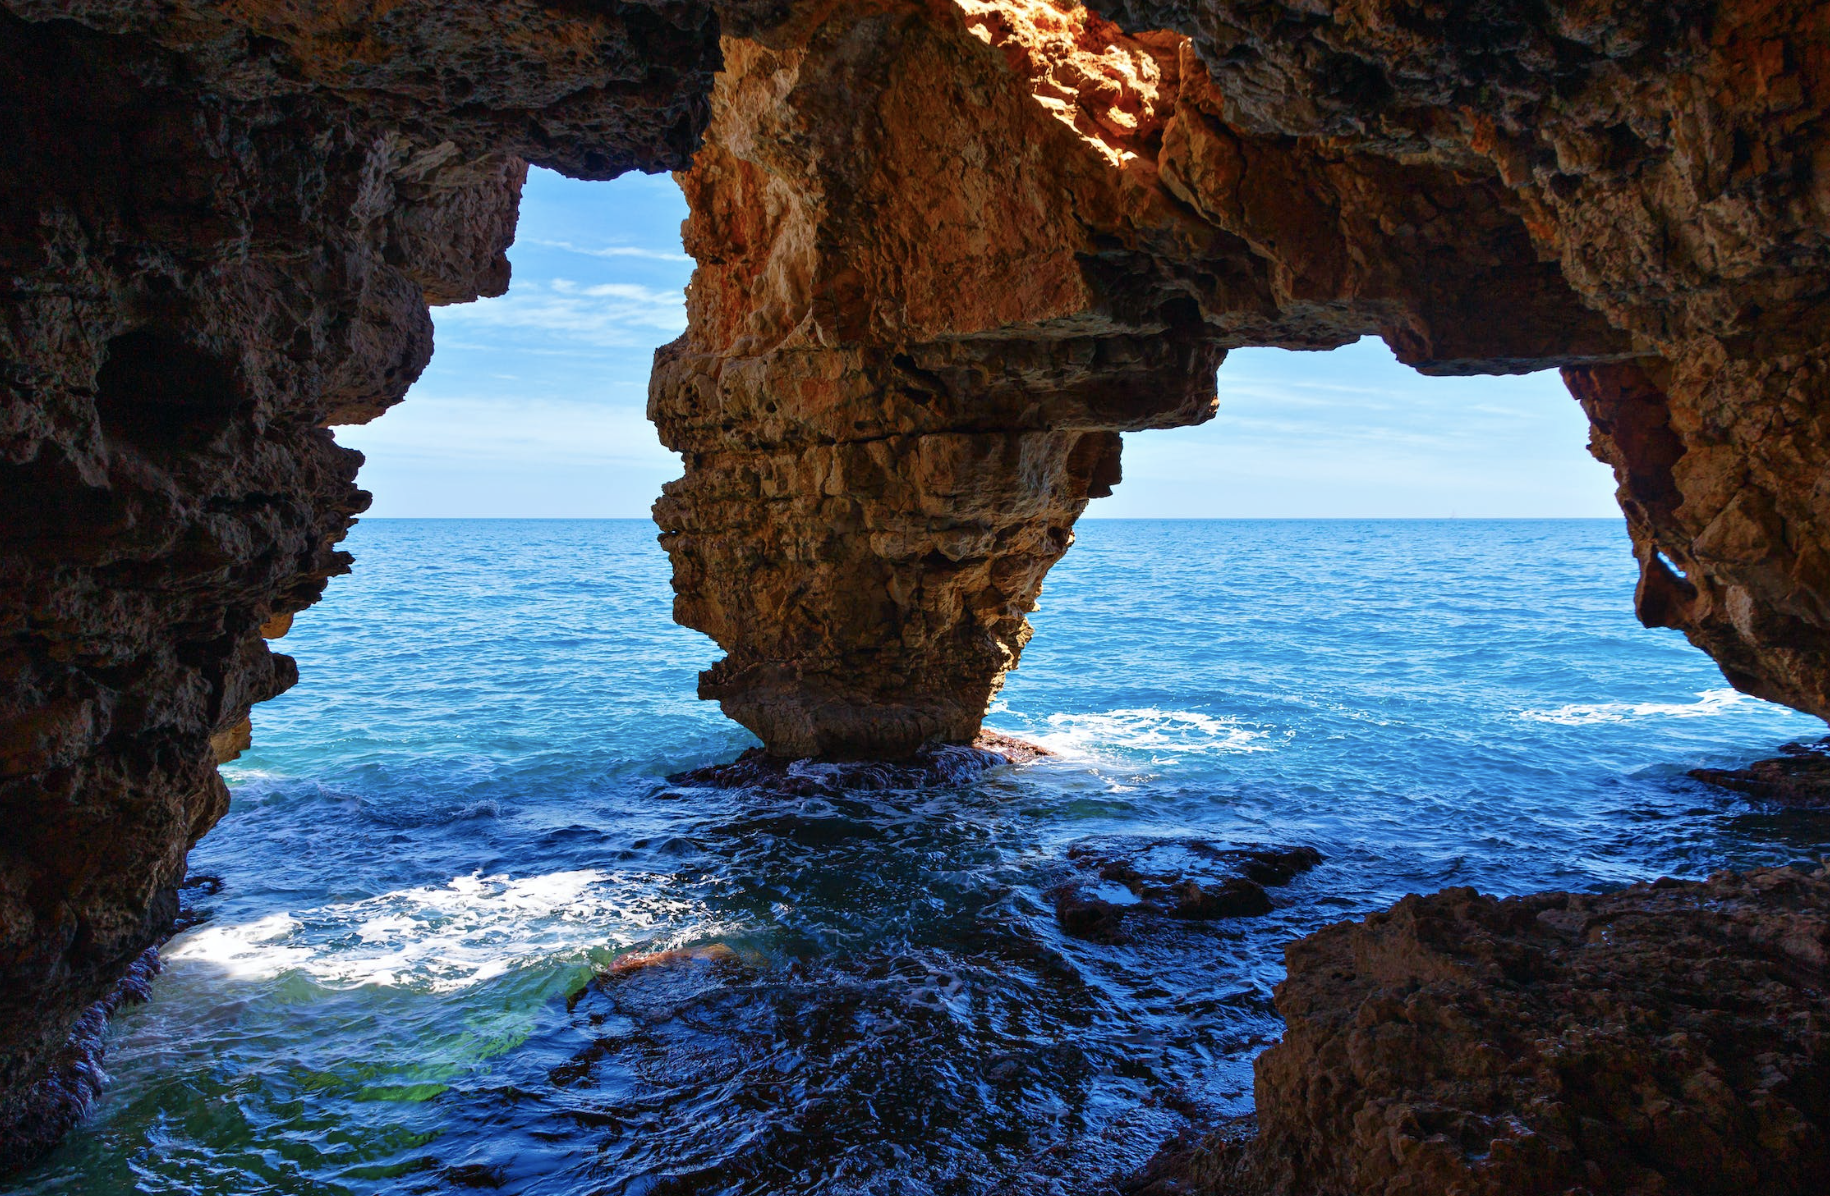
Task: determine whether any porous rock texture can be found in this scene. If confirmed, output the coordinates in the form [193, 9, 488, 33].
[1141, 867, 1830, 1195]
[5, 0, 1830, 1183]
[650, 0, 1830, 756]
[0, 0, 726, 1169]
[650, 0, 1642, 757]
[1077, 0, 1830, 729]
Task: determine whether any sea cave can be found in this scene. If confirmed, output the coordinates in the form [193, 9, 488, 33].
[3, 0, 1830, 1192]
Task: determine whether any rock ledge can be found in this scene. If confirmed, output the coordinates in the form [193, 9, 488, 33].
[1137, 866, 1830, 1196]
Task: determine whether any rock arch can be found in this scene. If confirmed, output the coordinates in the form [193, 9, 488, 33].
[1, 0, 1827, 1176]
[652, 0, 1830, 756]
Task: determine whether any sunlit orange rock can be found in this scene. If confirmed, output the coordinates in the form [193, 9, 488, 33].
[650, 0, 1634, 757]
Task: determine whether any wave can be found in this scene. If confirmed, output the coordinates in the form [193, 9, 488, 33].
[1030, 708, 1278, 759]
[1516, 687, 1753, 726]
[163, 869, 719, 992]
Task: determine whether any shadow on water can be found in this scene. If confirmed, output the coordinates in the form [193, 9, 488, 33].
[403, 774, 1306, 1195]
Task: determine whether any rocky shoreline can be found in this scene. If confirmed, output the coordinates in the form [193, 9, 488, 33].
[0, 948, 158, 1175]
[1691, 740, 1830, 808]
[1127, 866, 1830, 1195]
[5, 0, 1830, 1178]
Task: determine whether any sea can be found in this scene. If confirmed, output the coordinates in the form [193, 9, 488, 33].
[16, 518, 1829, 1195]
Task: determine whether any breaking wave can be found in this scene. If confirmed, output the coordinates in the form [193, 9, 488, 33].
[1032, 708, 1280, 760]
[1518, 687, 1753, 726]
[164, 870, 717, 992]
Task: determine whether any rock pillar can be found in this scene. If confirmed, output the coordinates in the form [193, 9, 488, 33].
[649, 0, 1632, 757]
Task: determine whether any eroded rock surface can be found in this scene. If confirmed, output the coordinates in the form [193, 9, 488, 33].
[6, 0, 1830, 1179]
[1692, 738, 1830, 807]
[652, 0, 1830, 755]
[0, 0, 724, 1168]
[1079, 0, 1830, 721]
[651, 0, 1652, 756]
[1136, 867, 1830, 1196]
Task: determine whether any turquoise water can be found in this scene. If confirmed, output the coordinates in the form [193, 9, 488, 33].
[18, 519, 1830, 1194]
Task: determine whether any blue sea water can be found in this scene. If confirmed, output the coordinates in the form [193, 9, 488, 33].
[17, 518, 1830, 1195]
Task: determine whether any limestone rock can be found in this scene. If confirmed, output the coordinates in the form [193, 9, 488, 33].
[7, 0, 1830, 1176]
[1141, 867, 1830, 1195]
[653, 0, 1830, 754]
[0, 0, 722, 1169]
[1079, 0, 1830, 722]
[652, 0, 1644, 757]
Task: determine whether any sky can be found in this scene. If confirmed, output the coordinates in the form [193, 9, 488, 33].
[337, 168, 1622, 519]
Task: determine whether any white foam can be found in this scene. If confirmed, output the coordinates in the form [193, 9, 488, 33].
[164, 869, 719, 992]
[1517, 687, 1752, 726]
[1030, 708, 1277, 760]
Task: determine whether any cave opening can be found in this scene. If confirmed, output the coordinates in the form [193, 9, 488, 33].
[27, 154, 1823, 1196]
[9, 0, 1830, 1189]
[1094, 340, 1620, 520]
[37, 254, 1824, 1189]
[336, 168, 693, 518]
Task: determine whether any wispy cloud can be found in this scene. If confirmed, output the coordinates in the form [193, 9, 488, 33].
[337, 394, 677, 468]
[433, 277, 686, 347]
[525, 238, 692, 263]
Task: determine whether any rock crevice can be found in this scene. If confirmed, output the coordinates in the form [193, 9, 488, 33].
[1145, 868, 1830, 1195]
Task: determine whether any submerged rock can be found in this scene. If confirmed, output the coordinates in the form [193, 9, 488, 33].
[1140, 866, 1830, 1196]
[1051, 842, 1321, 943]
[1691, 740, 1830, 807]
[669, 732, 1052, 795]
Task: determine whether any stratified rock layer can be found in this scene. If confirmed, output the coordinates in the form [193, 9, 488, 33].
[1077, 0, 1830, 720]
[0, 0, 724, 1169]
[651, 0, 1640, 756]
[1147, 868, 1830, 1196]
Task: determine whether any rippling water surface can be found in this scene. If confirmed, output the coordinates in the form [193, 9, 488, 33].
[21, 519, 1830, 1194]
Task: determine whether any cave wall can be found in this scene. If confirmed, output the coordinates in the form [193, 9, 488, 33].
[0, 0, 724, 1167]
[1077, 0, 1830, 714]
[2, 0, 1828, 1176]
[652, 0, 1830, 756]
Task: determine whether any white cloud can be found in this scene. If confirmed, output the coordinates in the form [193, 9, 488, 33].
[336, 394, 677, 469]
[525, 237, 693, 263]
[432, 277, 686, 347]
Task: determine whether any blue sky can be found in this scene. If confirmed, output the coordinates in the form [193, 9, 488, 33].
[338, 168, 1621, 519]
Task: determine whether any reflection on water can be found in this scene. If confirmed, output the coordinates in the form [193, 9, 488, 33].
[17, 520, 1829, 1194]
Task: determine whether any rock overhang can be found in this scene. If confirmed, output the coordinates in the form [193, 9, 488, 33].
[1, 0, 1828, 1179]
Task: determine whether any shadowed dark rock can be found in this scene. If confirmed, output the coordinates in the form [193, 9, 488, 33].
[0, 948, 159, 1174]
[669, 732, 1053, 795]
[1692, 740, 1830, 807]
[1051, 840, 1321, 942]
[0, 0, 727, 1169]
[1136, 866, 1830, 1195]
